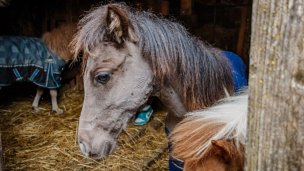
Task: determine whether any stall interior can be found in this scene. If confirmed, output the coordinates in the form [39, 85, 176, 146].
[0, 0, 251, 170]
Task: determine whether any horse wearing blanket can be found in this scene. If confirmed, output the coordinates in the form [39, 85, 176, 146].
[0, 36, 65, 113]
[72, 3, 247, 170]
[0, 23, 77, 114]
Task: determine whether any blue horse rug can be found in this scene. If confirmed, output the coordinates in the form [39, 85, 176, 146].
[0, 36, 66, 89]
[222, 51, 248, 92]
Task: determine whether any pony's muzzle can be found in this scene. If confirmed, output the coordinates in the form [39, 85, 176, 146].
[78, 130, 116, 159]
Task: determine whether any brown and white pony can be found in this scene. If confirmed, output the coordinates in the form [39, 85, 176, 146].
[42, 23, 77, 62]
[171, 91, 248, 171]
[0, 23, 76, 114]
[30, 23, 78, 114]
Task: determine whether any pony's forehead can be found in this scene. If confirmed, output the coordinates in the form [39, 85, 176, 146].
[88, 42, 126, 58]
[84, 43, 131, 67]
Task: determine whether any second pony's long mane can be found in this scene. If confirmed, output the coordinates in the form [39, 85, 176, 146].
[171, 90, 248, 160]
[72, 3, 234, 110]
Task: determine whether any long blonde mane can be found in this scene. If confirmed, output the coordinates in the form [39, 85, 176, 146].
[171, 89, 248, 160]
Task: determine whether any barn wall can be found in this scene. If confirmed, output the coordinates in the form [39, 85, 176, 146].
[138, 0, 252, 67]
[0, 0, 98, 37]
[0, 0, 251, 75]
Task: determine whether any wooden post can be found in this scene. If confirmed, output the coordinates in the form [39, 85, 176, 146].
[160, 0, 170, 16]
[0, 132, 3, 171]
[236, 3, 249, 59]
[246, 0, 304, 170]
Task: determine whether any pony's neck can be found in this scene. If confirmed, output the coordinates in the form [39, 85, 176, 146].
[156, 85, 187, 131]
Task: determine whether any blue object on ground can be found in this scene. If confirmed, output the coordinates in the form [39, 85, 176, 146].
[134, 105, 154, 125]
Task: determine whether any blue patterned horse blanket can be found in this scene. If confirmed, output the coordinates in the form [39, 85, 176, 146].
[0, 36, 66, 89]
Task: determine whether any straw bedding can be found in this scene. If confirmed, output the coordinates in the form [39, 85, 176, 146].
[0, 86, 168, 170]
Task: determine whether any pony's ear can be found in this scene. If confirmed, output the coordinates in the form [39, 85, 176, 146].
[106, 5, 138, 44]
[211, 139, 235, 162]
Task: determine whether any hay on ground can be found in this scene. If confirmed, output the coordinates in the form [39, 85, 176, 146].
[0, 86, 168, 170]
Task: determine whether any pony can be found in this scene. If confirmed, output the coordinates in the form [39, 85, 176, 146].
[171, 90, 248, 171]
[72, 3, 236, 159]
[42, 23, 77, 62]
[0, 23, 77, 114]
[43, 23, 83, 89]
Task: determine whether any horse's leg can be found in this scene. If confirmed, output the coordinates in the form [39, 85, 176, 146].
[32, 87, 44, 113]
[50, 89, 63, 114]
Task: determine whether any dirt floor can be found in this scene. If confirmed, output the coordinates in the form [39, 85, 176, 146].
[0, 85, 169, 170]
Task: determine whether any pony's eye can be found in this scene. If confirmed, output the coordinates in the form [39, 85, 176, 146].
[95, 71, 111, 84]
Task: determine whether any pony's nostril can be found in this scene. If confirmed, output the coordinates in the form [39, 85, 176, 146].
[79, 141, 89, 156]
[78, 132, 116, 159]
[103, 141, 113, 155]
